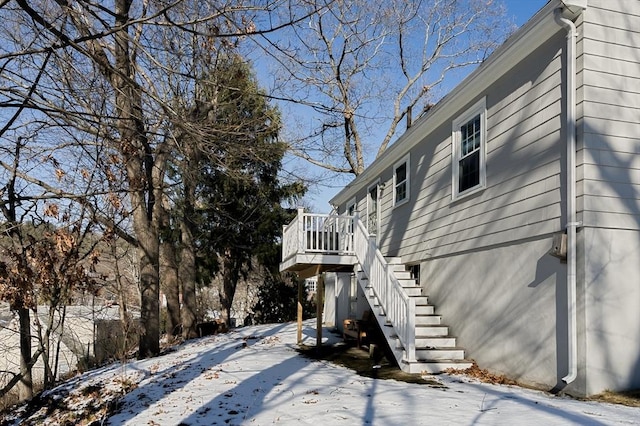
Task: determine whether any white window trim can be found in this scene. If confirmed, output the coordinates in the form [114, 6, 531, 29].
[366, 180, 381, 236]
[451, 97, 487, 201]
[392, 155, 410, 207]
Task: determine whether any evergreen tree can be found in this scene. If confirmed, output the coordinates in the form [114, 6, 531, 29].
[252, 273, 315, 324]
[174, 53, 304, 326]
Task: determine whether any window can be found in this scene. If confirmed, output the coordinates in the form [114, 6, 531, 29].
[305, 278, 317, 293]
[393, 155, 410, 206]
[346, 198, 357, 239]
[347, 199, 356, 216]
[409, 264, 420, 285]
[452, 98, 486, 199]
[367, 182, 379, 236]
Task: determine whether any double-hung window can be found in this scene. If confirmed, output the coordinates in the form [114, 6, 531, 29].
[393, 155, 410, 207]
[452, 98, 486, 200]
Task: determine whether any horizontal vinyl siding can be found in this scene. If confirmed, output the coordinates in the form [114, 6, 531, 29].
[581, 0, 640, 231]
[376, 34, 565, 261]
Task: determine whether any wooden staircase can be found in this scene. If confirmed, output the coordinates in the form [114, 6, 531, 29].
[357, 257, 473, 374]
[279, 210, 472, 376]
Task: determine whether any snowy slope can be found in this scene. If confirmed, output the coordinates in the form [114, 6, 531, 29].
[3, 320, 639, 425]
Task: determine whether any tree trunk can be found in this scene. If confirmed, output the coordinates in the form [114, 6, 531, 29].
[135, 223, 160, 359]
[180, 205, 198, 340]
[160, 239, 181, 339]
[180, 181, 198, 339]
[219, 251, 240, 327]
[111, 0, 160, 359]
[17, 307, 33, 401]
[179, 134, 199, 340]
[159, 192, 180, 340]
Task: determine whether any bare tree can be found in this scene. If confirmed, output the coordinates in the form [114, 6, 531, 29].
[0, 0, 320, 359]
[0, 176, 101, 399]
[257, 0, 513, 175]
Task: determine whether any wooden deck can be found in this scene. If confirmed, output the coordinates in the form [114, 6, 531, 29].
[280, 210, 357, 276]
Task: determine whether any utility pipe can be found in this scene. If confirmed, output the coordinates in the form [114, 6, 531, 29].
[554, 7, 578, 385]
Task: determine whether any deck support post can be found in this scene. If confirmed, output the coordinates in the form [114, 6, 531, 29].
[316, 272, 324, 350]
[297, 277, 303, 345]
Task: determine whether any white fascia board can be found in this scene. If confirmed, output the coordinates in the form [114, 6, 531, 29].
[561, 0, 588, 19]
[330, 0, 568, 208]
[562, 0, 588, 11]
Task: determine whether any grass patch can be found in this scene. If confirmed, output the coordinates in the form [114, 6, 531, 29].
[588, 390, 640, 407]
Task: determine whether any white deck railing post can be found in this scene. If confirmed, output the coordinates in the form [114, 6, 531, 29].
[297, 207, 305, 254]
[406, 298, 416, 362]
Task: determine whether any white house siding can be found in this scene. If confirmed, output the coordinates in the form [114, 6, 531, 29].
[375, 34, 566, 264]
[578, 0, 640, 395]
[334, 273, 352, 330]
[416, 33, 570, 390]
[579, 0, 640, 230]
[335, 31, 571, 391]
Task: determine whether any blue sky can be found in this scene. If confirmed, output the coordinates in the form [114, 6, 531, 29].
[305, 0, 552, 212]
[509, 0, 549, 26]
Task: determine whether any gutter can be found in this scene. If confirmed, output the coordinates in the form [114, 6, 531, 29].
[554, 0, 587, 385]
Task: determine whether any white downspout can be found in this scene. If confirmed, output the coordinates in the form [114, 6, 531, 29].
[554, 8, 578, 385]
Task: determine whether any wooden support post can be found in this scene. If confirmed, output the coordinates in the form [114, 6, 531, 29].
[316, 272, 324, 350]
[297, 277, 303, 345]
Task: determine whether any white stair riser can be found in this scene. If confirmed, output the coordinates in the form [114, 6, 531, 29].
[415, 305, 434, 315]
[395, 338, 457, 350]
[415, 315, 442, 325]
[415, 337, 456, 347]
[404, 287, 422, 297]
[413, 296, 429, 305]
[416, 349, 465, 360]
[394, 271, 412, 280]
[401, 361, 474, 374]
[385, 257, 403, 265]
[415, 326, 449, 336]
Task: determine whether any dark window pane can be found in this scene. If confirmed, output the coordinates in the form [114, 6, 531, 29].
[395, 162, 408, 202]
[459, 151, 480, 192]
[396, 162, 406, 182]
[396, 182, 406, 202]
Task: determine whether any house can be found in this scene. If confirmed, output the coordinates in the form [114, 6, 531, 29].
[0, 304, 137, 390]
[280, 0, 640, 397]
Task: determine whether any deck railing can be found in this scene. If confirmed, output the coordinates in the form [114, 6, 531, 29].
[282, 208, 355, 261]
[281, 209, 416, 362]
[353, 218, 416, 362]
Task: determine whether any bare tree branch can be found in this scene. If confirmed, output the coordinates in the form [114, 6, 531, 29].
[252, 0, 513, 176]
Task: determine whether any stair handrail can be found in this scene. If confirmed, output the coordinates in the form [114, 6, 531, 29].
[353, 217, 416, 362]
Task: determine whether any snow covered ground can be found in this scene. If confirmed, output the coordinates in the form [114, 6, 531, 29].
[4, 320, 639, 425]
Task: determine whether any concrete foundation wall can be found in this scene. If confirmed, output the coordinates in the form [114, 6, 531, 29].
[582, 227, 640, 395]
[423, 236, 570, 391]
